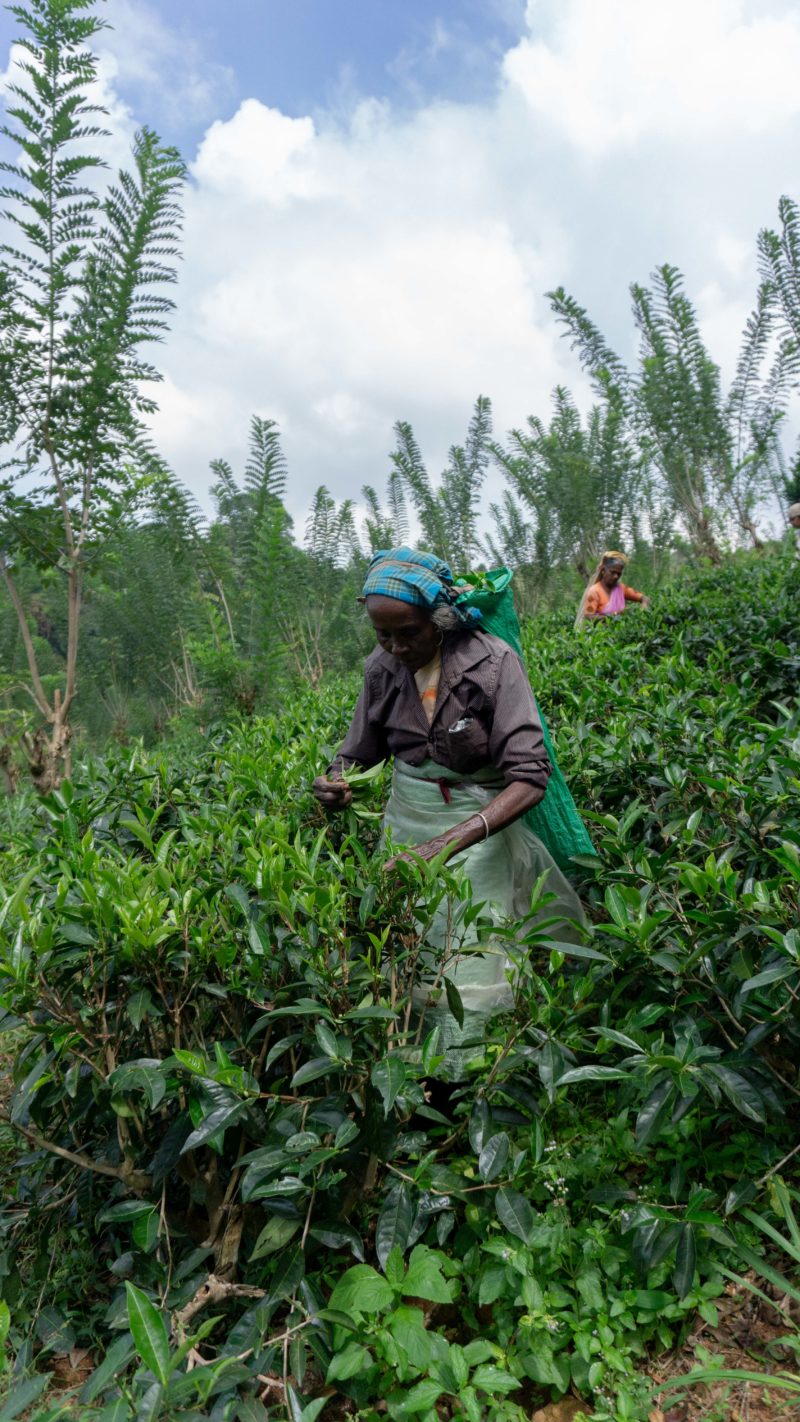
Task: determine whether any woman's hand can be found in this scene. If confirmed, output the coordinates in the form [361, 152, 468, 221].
[312, 776, 353, 809]
[384, 834, 456, 872]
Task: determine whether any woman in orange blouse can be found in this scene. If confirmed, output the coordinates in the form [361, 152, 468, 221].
[575, 551, 649, 626]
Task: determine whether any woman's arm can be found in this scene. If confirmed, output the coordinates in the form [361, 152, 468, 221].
[386, 780, 543, 868]
[583, 585, 603, 618]
[622, 584, 648, 606]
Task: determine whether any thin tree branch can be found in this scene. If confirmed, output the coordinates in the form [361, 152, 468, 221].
[0, 554, 52, 718]
[0, 1111, 150, 1190]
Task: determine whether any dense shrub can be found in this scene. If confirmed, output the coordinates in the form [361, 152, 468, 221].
[0, 555, 797, 1421]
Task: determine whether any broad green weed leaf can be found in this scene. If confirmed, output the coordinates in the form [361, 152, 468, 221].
[390, 1379, 443, 1415]
[325, 1341, 372, 1382]
[470, 1365, 520, 1395]
[328, 1264, 394, 1314]
[402, 1246, 453, 1303]
[389, 1305, 433, 1370]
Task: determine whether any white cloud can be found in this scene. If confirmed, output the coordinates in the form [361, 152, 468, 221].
[509, 0, 800, 153]
[150, 89, 583, 518]
[193, 101, 318, 203]
[3, 0, 799, 533]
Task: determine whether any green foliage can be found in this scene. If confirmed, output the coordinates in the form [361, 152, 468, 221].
[548, 264, 792, 559]
[0, 0, 185, 788]
[390, 396, 493, 567]
[0, 555, 797, 1420]
[660, 1181, 800, 1407]
[759, 194, 800, 502]
[489, 385, 638, 586]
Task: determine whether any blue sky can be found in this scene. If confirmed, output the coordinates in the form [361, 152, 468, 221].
[1, 0, 799, 533]
[139, 0, 525, 134]
[0, 1, 528, 151]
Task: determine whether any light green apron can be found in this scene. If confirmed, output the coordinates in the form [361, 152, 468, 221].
[384, 758, 586, 1079]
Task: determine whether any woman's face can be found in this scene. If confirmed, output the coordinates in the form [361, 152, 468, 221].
[601, 560, 624, 588]
[365, 595, 441, 671]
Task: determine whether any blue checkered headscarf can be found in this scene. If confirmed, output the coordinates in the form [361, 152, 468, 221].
[362, 547, 481, 625]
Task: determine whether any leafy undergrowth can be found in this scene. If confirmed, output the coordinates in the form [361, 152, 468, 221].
[0, 553, 797, 1422]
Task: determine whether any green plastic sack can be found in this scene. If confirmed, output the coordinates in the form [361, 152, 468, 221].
[455, 568, 597, 871]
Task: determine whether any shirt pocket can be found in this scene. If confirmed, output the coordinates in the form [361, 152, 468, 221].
[440, 715, 490, 772]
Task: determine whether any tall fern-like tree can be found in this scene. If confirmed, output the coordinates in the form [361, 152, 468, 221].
[549, 264, 792, 561]
[630, 266, 730, 561]
[361, 467, 408, 552]
[293, 487, 367, 684]
[491, 387, 638, 581]
[0, 0, 185, 789]
[207, 416, 296, 702]
[481, 490, 544, 612]
[758, 195, 800, 503]
[389, 396, 493, 568]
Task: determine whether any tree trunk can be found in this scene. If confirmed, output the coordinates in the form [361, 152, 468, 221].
[22, 692, 72, 795]
[0, 745, 19, 796]
[739, 514, 764, 551]
[686, 505, 722, 564]
[0, 557, 78, 794]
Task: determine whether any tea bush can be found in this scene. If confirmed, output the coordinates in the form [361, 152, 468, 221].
[0, 554, 797, 1422]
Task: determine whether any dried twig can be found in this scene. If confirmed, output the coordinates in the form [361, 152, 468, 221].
[173, 1274, 267, 1335]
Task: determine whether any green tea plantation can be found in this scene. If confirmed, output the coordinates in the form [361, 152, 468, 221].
[0, 555, 798, 1422]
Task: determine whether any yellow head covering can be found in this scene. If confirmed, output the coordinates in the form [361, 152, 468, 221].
[599, 550, 628, 570]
